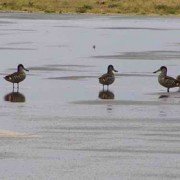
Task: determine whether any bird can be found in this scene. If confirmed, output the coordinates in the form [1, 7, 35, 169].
[99, 65, 118, 90]
[153, 66, 180, 92]
[4, 64, 29, 90]
[93, 45, 96, 50]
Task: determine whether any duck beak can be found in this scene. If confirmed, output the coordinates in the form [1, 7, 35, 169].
[153, 69, 160, 73]
[24, 67, 29, 72]
[113, 69, 118, 72]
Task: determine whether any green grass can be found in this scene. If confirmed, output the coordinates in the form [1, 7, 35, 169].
[0, 0, 180, 15]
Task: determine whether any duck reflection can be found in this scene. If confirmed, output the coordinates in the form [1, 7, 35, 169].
[159, 94, 169, 99]
[98, 90, 114, 100]
[4, 91, 25, 103]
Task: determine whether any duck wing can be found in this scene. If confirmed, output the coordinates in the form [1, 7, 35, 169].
[4, 72, 25, 83]
[4, 72, 17, 82]
[99, 73, 111, 82]
[164, 76, 180, 87]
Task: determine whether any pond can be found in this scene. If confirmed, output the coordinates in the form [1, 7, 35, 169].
[0, 13, 180, 179]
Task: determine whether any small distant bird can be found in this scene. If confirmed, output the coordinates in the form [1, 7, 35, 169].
[93, 45, 96, 50]
[4, 64, 29, 90]
[99, 65, 118, 90]
[153, 66, 180, 92]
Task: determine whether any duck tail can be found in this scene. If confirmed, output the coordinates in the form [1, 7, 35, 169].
[4, 75, 11, 81]
[175, 75, 180, 86]
[176, 81, 180, 87]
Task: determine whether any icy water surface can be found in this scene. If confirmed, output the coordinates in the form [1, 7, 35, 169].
[0, 13, 180, 179]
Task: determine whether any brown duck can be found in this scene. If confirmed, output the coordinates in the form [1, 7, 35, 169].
[4, 64, 29, 90]
[153, 66, 180, 92]
[99, 65, 118, 89]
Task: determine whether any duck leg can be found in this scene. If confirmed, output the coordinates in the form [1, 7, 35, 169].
[17, 83, 19, 91]
[13, 83, 14, 90]
[167, 88, 170, 93]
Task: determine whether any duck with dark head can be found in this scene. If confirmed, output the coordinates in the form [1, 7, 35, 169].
[153, 66, 180, 92]
[4, 64, 29, 90]
[99, 65, 118, 90]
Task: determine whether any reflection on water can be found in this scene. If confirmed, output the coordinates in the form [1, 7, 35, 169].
[106, 104, 113, 114]
[98, 90, 114, 100]
[1, 13, 180, 180]
[4, 92, 25, 103]
[159, 95, 169, 99]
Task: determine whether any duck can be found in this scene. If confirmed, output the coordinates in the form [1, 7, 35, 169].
[4, 64, 29, 90]
[153, 66, 180, 92]
[99, 65, 118, 90]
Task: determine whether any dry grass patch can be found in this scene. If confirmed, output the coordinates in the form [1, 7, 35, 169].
[0, 0, 180, 15]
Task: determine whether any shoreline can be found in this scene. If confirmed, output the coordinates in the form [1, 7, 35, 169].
[0, 10, 180, 18]
[0, 0, 180, 17]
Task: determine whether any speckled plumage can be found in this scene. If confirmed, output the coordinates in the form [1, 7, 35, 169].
[4, 64, 29, 90]
[5, 71, 26, 84]
[99, 65, 118, 89]
[154, 66, 180, 92]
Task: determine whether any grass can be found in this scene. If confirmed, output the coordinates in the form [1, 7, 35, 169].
[0, 0, 180, 15]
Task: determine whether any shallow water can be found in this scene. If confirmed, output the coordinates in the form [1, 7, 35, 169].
[0, 13, 180, 179]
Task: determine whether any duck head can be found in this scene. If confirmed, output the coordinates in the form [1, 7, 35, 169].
[108, 65, 118, 73]
[153, 66, 167, 74]
[17, 64, 29, 72]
